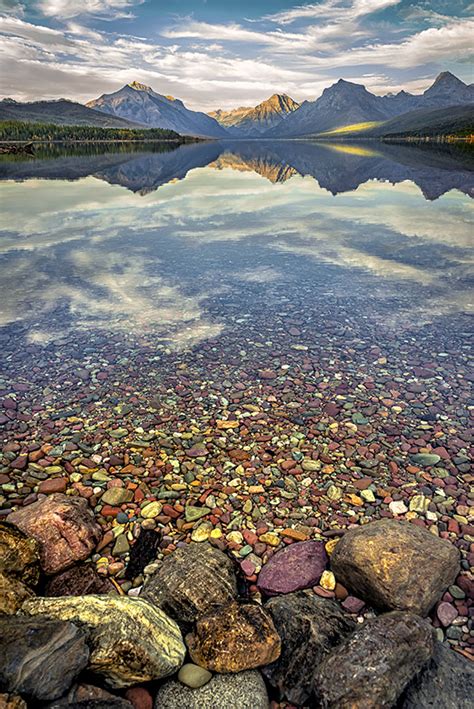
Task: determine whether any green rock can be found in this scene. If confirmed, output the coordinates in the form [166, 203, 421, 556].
[185, 506, 211, 523]
[409, 495, 430, 513]
[178, 663, 212, 689]
[101, 488, 133, 506]
[410, 454, 441, 467]
[361, 489, 376, 503]
[191, 522, 213, 542]
[113, 534, 130, 556]
[141, 502, 163, 519]
[327, 485, 342, 501]
[352, 413, 369, 425]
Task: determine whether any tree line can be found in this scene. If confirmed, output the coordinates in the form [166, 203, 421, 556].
[0, 120, 185, 142]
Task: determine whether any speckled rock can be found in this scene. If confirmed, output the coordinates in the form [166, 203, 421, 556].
[257, 541, 328, 596]
[399, 642, 474, 709]
[44, 564, 114, 597]
[0, 615, 89, 701]
[0, 521, 40, 587]
[263, 591, 355, 705]
[8, 495, 102, 575]
[21, 595, 185, 688]
[330, 519, 460, 615]
[154, 671, 269, 709]
[186, 600, 281, 673]
[313, 611, 434, 709]
[140, 543, 238, 626]
[0, 571, 34, 615]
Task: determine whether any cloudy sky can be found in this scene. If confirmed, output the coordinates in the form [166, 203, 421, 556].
[0, 0, 472, 110]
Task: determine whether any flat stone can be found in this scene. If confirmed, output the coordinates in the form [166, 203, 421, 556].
[154, 671, 269, 709]
[140, 543, 237, 626]
[21, 595, 185, 688]
[263, 591, 355, 705]
[399, 641, 474, 709]
[0, 615, 89, 701]
[101, 488, 133, 506]
[185, 506, 211, 522]
[257, 541, 328, 596]
[313, 611, 434, 709]
[330, 519, 460, 615]
[140, 502, 162, 519]
[186, 600, 280, 673]
[177, 664, 212, 689]
[410, 454, 441, 467]
[8, 494, 102, 575]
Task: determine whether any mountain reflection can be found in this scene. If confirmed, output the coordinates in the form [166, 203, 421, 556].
[1, 140, 472, 200]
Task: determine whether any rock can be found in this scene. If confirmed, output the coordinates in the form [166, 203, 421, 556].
[44, 564, 114, 597]
[154, 671, 269, 709]
[140, 543, 238, 626]
[400, 641, 474, 709]
[45, 684, 134, 708]
[124, 687, 152, 709]
[0, 615, 89, 701]
[257, 540, 328, 596]
[8, 495, 102, 575]
[140, 502, 162, 519]
[0, 571, 34, 615]
[21, 594, 185, 688]
[389, 500, 408, 515]
[178, 663, 213, 689]
[0, 695, 27, 709]
[0, 521, 40, 587]
[124, 529, 162, 580]
[330, 519, 460, 615]
[186, 600, 280, 673]
[436, 601, 458, 627]
[263, 591, 355, 705]
[101, 488, 133, 506]
[410, 453, 441, 467]
[313, 611, 434, 709]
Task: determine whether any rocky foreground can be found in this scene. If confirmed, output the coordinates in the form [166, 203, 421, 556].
[0, 506, 472, 708]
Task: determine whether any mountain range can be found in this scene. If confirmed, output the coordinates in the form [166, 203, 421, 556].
[1, 72, 473, 139]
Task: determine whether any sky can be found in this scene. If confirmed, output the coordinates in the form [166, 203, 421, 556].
[0, 0, 473, 110]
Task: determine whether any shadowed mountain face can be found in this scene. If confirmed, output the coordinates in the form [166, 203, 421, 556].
[1, 140, 472, 201]
[209, 94, 300, 136]
[0, 99, 144, 128]
[86, 82, 228, 138]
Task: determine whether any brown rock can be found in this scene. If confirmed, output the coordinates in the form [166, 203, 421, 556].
[0, 695, 27, 709]
[0, 521, 40, 587]
[313, 611, 434, 709]
[331, 519, 460, 615]
[8, 494, 102, 575]
[140, 543, 238, 626]
[186, 600, 281, 673]
[38, 478, 68, 494]
[0, 571, 34, 615]
[44, 564, 115, 597]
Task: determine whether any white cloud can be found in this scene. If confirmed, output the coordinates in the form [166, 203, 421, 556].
[37, 0, 144, 20]
[264, 0, 401, 25]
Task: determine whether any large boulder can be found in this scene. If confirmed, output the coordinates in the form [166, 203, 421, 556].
[154, 671, 269, 709]
[185, 600, 281, 673]
[140, 543, 238, 626]
[8, 495, 102, 575]
[21, 595, 185, 688]
[313, 611, 434, 708]
[263, 591, 355, 705]
[330, 519, 460, 615]
[0, 521, 40, 586]
[399, 641, 474, 709]
[0, 615, 89, 701]
[257, 540, 328, 596]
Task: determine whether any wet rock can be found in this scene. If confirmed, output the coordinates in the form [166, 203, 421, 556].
[0, 521, 40, 586]
[186, 600, 280, 673]
[140, 543, 238, 626]
[330, 519, 460, 615]
[263, 591, 355, 705]
[0, 571, 34, 615]
[45, 684, 133, 709]
[8, 494, 102, 575]
[154, 671, 269, 709]
[21, 594, 185, 688]
[0, 615, 89, 701]
[44, 564, 114, 597]
[257, 540, 328, 596]
[124, 529, 162, 580]
[399, 641, 474, 709]
[313, 611, 434, 709]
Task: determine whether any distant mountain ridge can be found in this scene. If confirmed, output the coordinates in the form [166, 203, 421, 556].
[209, 94, 300, 136]
[86, 82, 227, 138]
[0, 98, 144, 128]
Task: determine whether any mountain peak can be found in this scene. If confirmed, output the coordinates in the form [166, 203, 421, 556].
[424, 71, 467, 96]
[128, 81, 153, 92]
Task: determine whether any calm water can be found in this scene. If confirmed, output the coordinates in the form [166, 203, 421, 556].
[0, 140, 472, 432]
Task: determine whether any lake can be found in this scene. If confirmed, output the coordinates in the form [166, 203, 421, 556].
[0, 140, 472, 651]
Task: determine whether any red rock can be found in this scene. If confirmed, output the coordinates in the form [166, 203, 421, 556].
[341, 596, 365, 613]
[125, 687, 153, 709]
[38, 478, 68, 494]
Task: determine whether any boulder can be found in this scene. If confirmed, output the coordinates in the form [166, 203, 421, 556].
[154, 671, 269, 709]
[186, 600, 280, 673]
[140, 543, 238, 626]
[313, 611, 434, 708]
[400, 641, 474, 709]
[263, 591, 355, 704]
[257, 540, 327, 596]
[0, 521, 40, 586]
[330, 519, 460, 615]
[44, 564, 114, 597]
[0, 571, 34, 615]
[21, 594, 185, 688]
[0, 615, 89, 701]
[8, 494, 102, 575]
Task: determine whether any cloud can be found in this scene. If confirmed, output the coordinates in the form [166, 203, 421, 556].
[264, 0, 401, 25]
[36, 0, 144, 20]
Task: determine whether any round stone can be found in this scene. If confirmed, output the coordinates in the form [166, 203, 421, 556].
[178, 663, 212, 689]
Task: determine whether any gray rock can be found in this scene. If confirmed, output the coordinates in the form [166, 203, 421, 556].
[140, 543, 238, 626]
[178, 663, 212, 689]
[263, 591, 355, 705]
[330, 519, 460, 615]
[399, 641, 474, 709]
[0, 616, 89, 701]
[154, 671, 269, 709]
[313, 611, 434, 708]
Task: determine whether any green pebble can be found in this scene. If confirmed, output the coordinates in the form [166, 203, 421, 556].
[178, 664, 212, 689]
